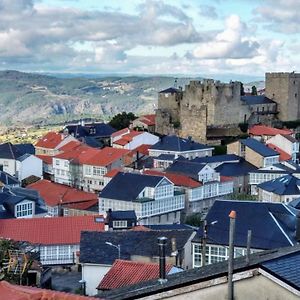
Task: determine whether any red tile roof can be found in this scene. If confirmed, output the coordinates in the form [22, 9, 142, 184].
[134, 144, 151, 156]
[113, 131, 143, 146]
[130, 225, 152, 231]
[249, 125, 293, 137]
[113, 138, 129, 146]
[267, 144, 292, 161]
[140, 114, 156, 126]
[35, 132, 66, 149]
[104, 168, 122, 178]
[58, 140, 82, 152]
[81, 147, 131, 167]
[144, 170, 201, 188]
[0, 280, 95, 300]
[28, 179, 97, 207]
[35, 155, 53, 165]
[0, 215, 104, 245]
[111, 128, 129, 138]
[220, 176, 234, 182]
[55, 144, 96, 162]
[98, 259, 173, 290]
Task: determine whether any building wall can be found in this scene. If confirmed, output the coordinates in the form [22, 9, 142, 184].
[244, 147, 264, 168]
[141, 271, 300, 300]
[227, 141, 241, 157]
[82, 263, 111, 296]
[17, 155, 43, 181]
[265, 72, 300, 121]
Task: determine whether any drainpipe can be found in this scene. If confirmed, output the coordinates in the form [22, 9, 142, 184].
[228, 210, 236, 300]
[158, 237, 168, 284]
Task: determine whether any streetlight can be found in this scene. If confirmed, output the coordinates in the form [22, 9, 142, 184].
[105, 242, 121, 259]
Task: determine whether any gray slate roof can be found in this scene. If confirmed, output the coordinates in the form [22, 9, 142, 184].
[80, 229, 194, 265]
[241, 95, 276, 105]
[100, 172, 164, 201]
[241, 138, 279, 157]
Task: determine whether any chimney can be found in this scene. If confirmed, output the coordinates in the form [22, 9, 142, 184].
[157, 237, 168, 283]
[296, 212, 300, 242]
[106, 208, 113, 231]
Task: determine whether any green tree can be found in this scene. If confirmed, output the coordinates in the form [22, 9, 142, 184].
[251, 85, 257, 95]
[109, 112, 137, 130]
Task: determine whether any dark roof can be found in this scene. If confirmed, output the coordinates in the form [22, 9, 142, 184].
[14, 143, 35, 155]
[145, 224, 194, 230]
[159, 87, 180, 94]
[241, 138, 279, 157]
[150, 136, 213, 152]
[0, 171, 19, 186]
[109, 210, 137, 221]
[215, 160, 257, 177]
[99, 245, 300, 300]
[100, 172, 165, 201]
[80, 229, 194, 265]
[261, 251, 300, 291]
[241, 95, 276, 105]
[166, 161, 206, 180]
[17, 153, 32, 162]
[258, 175, 300, 196]
[0, 143, 24, 159]
[83, 136, 104, 148]
[65, 122, 116, 138]
[192, 200, 297, 249]
[288, 198, 300, 209]
[192, 154, 240, 164]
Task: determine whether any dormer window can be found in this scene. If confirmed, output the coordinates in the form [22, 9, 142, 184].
[16, 202, 33, 218]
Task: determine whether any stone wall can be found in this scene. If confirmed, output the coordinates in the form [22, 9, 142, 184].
[245, 147, 264, 168]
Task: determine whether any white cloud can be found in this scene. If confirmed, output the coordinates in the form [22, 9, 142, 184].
[193, 15, 259, 59]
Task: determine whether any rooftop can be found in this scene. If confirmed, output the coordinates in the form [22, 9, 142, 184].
[0, 215, 104, 245]
[241, 95, 276, 105]
[249, 125, 293, 136]
[257, 174, 300, 196]
[98, 259, 173, 290]
[267, 144, 291, 161]
[150, 135, 213, 152]
[159, 87, 180, 94]
[35, 132, 67, 149]
[0, 142, 24, 160]
[192, 154, 241, 164]
[215, 160, 257, 176]
[241, 138, 279, 157]
[192, 200, 297, 249]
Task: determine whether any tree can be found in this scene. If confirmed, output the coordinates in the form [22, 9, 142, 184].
[251, 85, 257, 95]
[109, 112, 137, 130]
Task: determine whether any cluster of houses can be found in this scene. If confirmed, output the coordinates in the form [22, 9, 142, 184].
[1, 116, 300, 299]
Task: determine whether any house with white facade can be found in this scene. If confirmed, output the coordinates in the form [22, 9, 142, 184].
[111, 128, 159, 150]
[249, 161, 300, 195]
[149, 135, 213, 161]
[266, 134, 299, 162]
[248, 125, 293, 142]
[35, 131, 77, 156]
[99, 172, 185, 224]
[0, 215, 105, 265]
[0, 143, 42, 181]
[257, 174, 300, 203]
[192, 200, 297, 268]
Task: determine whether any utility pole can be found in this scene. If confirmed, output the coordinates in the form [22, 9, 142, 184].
[228, 210, 236, 300]
[201, 219, 207, 267]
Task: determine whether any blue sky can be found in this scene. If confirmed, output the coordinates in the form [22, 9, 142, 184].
[0, 0, 299, 79]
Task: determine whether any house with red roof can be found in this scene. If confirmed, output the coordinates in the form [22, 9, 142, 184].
[97, 259, 175, 292]
[35, 132, 77, 156]
[27, 179, 98, 216]
[266, 134, 299, 162]
[0, 215, 105, 265]
[132, 114, 156, 133]
[248, 125, 293, 142]
[111, 128, 159, 150]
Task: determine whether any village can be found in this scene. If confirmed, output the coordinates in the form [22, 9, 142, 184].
[0, 72, 300, 299]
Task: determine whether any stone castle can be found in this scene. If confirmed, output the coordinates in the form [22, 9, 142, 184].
[155, 72, 300, 143]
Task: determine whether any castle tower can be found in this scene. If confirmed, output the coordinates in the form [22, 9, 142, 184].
[265, 72, 300, 121]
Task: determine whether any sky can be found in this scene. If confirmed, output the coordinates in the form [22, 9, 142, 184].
[0, 0, 299, 79]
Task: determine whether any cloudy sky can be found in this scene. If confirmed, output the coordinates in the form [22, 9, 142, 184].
[0, 0, 299, 78]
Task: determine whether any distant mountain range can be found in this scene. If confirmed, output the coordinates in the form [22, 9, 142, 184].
[0, 70, 264, 126]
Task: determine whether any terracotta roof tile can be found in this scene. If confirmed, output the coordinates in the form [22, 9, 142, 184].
[140, 114, 156, 126]
[58, 140, 82, 152]
[98, 259, 173, 290]
[28, 179, 97, 207]
[134, 144, 151, 156]
[0, 215, 104, 245]
[113, 138, 129, 146]
[267, 144, 292, 161]
[104, 168, 122, 178]
[111, 128, 129, 138]
[144, 170, 201, 188]
[0, 280, 96, 300]
[35, 155, 53, 165]
[35, 132, 66, 149]
[249, 125, 293, 137]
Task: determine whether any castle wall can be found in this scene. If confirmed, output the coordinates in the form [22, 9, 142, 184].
[265, 72, 300, 121]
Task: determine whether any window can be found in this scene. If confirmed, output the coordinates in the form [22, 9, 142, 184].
[16, 202, 33, 217]
[85, 166, 92, 175]
[64, 161, 68, 167]
[93, 167, 105, 176]
[55, 160, 60, 166]
[113, 220, 128, 228]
